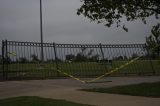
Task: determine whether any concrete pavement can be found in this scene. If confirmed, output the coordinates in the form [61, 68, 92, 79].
[0, 76, 160, 106]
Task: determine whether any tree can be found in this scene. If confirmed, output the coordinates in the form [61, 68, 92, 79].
[123, 56, 128, 60]
[19, 57, 28, 63]
[80, 47, 87, 56]
[65, 54, 75, 61]
[74, 53, 87, 62]
[89, 54, 99, 62]
[31, 54, 39, 62]
[77, 0, 160, 31]
[46, 59, 56, 63]
[131, 53, 139, 59]
[74, 47, 88, 62]
[113, 56, 124, 60]
[4, 57, 11, 64]
[74, 48, 100, 62]
[146, 23, 160, 58]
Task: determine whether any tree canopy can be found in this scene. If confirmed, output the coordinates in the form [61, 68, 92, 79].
[146, 23, 160, 58]
[77, 0, 160, 31]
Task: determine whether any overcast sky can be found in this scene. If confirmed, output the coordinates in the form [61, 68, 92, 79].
[0, 0, 159, 44]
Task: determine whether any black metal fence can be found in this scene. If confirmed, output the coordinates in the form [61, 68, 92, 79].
[0, 40, 159, 80]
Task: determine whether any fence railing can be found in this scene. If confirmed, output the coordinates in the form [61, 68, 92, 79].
[0, 40, 159, 80]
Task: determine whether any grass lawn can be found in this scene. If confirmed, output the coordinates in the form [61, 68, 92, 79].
[82, 82, 160, 98]
[0, 96, 93, 106]
[1, 60, 160, 79]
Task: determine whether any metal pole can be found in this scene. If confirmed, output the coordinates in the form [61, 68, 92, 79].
[146, 44, 155, 75]
[5, 40, 8, 79]
[2, 40, 5, 80]
[40, 0, 44, 62]
[53, 43, 59, 77]
[99, 43, 105, 60]
[99, 43, 109, 70]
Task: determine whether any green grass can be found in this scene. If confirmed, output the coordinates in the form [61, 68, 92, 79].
[0, 96, 93, 106]
[82, 82, 160, 98]
[1, 60, 160, 79]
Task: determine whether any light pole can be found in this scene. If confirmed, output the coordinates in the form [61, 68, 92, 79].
[40, 0, 44, 62]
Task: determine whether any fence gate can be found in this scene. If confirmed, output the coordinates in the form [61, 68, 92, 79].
[0, 40, 159, 80]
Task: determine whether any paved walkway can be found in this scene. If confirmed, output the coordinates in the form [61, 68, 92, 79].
[0, 76, 160, 106]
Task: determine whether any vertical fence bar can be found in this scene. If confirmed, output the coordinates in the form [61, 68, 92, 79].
[5, 40, 8, 79]
[145, 44, 155, 75]
[1, 41, 158, 80]
[99, 43, 105, 61]
[53, 43, 59, 77]
[99, 43, 108, 75]
[2, 40, 5, 80]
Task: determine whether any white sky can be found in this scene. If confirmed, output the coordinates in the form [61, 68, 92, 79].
[0, 0, 159, 44]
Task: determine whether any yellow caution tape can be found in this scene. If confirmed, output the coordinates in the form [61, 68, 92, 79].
[52, 44, 160, 83]
[86, 56, 141, 83]
[54, 56, 141, 83]
[56, 69, 86, 83]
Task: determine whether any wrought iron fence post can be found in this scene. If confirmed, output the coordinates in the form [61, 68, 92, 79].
[2, 40, 5, 80]
[146, 44, 155, 75]
[5, 40, 8, 79]
[99, 43, 105, 61]
[99, 43, 109, 71]
[53, 42, 59, 77]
